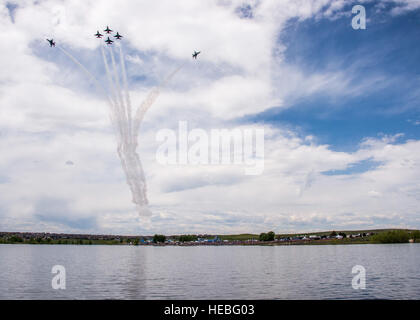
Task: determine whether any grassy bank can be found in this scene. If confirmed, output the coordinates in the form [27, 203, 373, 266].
[219, 229, 418, 241]
[370, 230, 420, 244]
[0, 237, 135, 245]
[1, 229, 419, 245]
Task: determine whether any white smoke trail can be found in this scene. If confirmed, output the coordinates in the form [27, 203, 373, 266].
[100, 45, 117, 106]
[132, 87, 160, 143]
[109, 46, 127, 125]
[57, 46, 112, 107]
[118, 44, 133, 143]
[100, 45, 125, 140]
[133, 63, 185, 141]
[101, 43, 152, 217]
[59, 42, 182, 218]
[58, 45, 120, 134]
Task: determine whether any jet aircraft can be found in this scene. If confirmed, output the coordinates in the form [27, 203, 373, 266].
[46, 39, 55, 47]
[105, 37, 114, 45]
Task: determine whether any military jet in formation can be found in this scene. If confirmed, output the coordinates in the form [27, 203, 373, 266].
[192, 50, 201, 59]
[94, 27, 200, 61]
[97, 27, 123, 44]
[46, 39, 55, 47]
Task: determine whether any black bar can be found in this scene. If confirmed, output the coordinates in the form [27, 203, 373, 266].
[1, 300, 418, 318]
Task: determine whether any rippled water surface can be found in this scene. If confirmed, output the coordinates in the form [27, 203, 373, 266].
[0, 244, 419, 299]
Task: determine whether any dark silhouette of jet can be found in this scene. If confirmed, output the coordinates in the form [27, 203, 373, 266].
[105, 37, 114, 45]
[104, 26, 112, 34]
[114, 32, 123, 40]
[46, 39, 55, 47]
[94, 31, 103, 38]
[192, 51, 201, 59]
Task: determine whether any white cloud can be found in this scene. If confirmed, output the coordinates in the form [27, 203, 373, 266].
[388, 0, 420, 15]
[1, 0, 420, 234]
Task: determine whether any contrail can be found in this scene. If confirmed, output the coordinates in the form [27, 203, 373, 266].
[103, 43, 152, 216]
[57, 45, 112, 107]
[100, 44, 125, 140]
[59, 41, 183, 218]
[100, 45, 120, 110]
[132, 87, 160, 143]
[109, 45, 127, 124]
[118, 44, 133, 143]
[58, 45, 119, 133]
[133, 62, 185, 140]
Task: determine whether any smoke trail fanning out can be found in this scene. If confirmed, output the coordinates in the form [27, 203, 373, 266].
[58, 46, 111, 106]
[62, 42, 183, 217]
[133, 63, 184, 139]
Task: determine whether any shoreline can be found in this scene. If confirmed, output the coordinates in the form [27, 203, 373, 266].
[1, 241, 418, 246]
[1, 229, 418, 246]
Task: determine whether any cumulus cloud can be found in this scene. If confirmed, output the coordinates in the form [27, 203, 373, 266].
[1, 0, 420, 234]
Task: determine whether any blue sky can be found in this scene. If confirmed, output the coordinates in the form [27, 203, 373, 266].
[246, 2, 420, 153]
[1, 0, 420, 235]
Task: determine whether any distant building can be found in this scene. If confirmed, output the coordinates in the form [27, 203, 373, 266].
[309, 235, 321, 240]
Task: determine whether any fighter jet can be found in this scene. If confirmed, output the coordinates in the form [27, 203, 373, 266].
[114, 32, 123, 40]
[104, 26, 112, 34]
[46, 39, 55, 47]
[94, 31, 103, 38]
[192, 51, 201, 59]
[105, 37, 114, 45]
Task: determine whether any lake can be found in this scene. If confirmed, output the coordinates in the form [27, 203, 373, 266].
[0, 243, 419, 299]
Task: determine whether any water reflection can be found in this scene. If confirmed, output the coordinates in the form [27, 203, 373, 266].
[0, 244, 419, 299]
